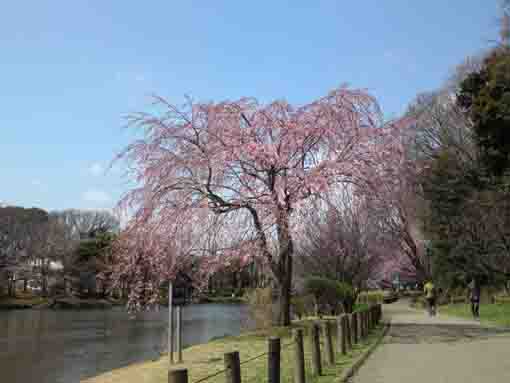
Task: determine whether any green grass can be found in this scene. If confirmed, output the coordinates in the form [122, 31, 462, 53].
[0, 294, 49, 309]
[84, 318, 384, 383]
[442, 303, 510, 328]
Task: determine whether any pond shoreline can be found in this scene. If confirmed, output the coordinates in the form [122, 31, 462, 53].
[0, 296, 125, 310]
[0, 295, 246, 311]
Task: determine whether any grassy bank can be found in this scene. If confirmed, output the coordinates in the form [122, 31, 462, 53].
[84, 319, 384, 383]
[0, 295, 49, 309]
[442, 303, 510, 328]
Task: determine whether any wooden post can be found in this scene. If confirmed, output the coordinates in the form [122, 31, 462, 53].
[268, 337, 281, 383]
[168, 281, 174, 365]
[337, 316, 346, 355]
[224, 351, 241, 383]
[323, 321, 334, 365]
[168, 369, 188, 383]
[310, 323, 322, 376]
[293, 329, 306, 383]
[176, 305, 183, 363]
[345, 314, 352, 350]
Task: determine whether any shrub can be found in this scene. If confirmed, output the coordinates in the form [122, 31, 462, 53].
[357, 290, 385, 305]
[337, 281, 356, 313]
[291, 294, 314, 319]
[304, 277, 355, 315]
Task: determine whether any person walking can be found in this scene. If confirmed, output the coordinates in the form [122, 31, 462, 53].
[423, 280, 437, 316]
[468, 277, 481, 320]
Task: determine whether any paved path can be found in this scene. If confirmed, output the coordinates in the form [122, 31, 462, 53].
[351, 299, 510, 383]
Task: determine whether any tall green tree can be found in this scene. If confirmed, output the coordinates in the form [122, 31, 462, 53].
[75, 230, 116, 297]
[457, 47, 510, 176]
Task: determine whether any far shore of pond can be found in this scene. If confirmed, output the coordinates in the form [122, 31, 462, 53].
[0, 295, 246, 310]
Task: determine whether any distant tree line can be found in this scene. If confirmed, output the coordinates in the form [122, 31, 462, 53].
[0, 206, 119, 299]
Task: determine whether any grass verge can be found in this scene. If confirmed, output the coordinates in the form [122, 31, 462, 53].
[0, 295, 49, 309]
[83, 319, 384, 383]
[441, 303, 510, 328]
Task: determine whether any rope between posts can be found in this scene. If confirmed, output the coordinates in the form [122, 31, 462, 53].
[192, 367, 231, 383]
[191, 338, 297, 383]
[238, 350, 270, 366]
[281, 339, 296, 349]
[238, 339, 295, 367]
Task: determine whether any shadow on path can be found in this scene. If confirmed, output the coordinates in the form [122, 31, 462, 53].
[385, 323, 510, 345]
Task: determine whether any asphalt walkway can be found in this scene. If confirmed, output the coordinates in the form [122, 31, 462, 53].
[351, 299, 510, 383]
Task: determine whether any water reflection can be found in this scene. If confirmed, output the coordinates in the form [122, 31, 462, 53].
[0, 304, 248, 383]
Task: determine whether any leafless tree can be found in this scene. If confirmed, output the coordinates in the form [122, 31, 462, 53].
[295, 188, 384, 293]
[499, 0, 510, 46]
[0, 206, 48, 296]
[406, 90, 477, 165]
[54, 209, 119, 240]
[27, 213, 80, 296]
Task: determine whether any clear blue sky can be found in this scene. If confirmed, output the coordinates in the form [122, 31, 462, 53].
[0, 1, 500, 212]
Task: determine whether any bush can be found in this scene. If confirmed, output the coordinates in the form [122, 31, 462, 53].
[216, 288, 234, 297]
[493, 294, 510, 304]
[291, 294, 314, 319]
[304, 277, 355, 315]
[357, 291, 385, 305]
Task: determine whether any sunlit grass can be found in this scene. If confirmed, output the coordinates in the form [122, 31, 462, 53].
[83, 319, 384, 383]
[442, 303, 510, 328]
[0, 292, 48, 308]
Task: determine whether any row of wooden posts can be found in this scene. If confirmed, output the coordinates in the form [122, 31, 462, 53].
[168, 304, 383, 383]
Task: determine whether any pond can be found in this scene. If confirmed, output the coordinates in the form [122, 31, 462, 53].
[0, 304, 250, 383]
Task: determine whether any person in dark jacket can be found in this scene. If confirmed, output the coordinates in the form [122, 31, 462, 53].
[467, 277, 481, 319]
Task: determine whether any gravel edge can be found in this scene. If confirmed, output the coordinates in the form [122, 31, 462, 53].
[338, 321, 391, 383]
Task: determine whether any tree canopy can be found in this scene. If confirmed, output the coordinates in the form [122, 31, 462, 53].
[113, 86, 407, 323]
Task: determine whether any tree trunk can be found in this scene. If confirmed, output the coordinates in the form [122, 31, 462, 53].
[42, 275, 48, 297]
[8, 276, 15, 297]
[278, 262, 292, 326]
[277, 237, 293, 326]
[276, 210, 294, 327]
[232, 271, 238, 294]
[247, 203, 293, 326]
[101, 280, 107, 298]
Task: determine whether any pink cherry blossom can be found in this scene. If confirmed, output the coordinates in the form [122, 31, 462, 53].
[112, 86, 408, 322]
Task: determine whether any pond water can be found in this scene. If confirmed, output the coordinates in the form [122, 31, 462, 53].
[0, 304, 249, 383]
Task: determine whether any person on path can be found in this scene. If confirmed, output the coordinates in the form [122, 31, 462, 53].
[468, 277, 481, 319]
[423, 280, 437, 316]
